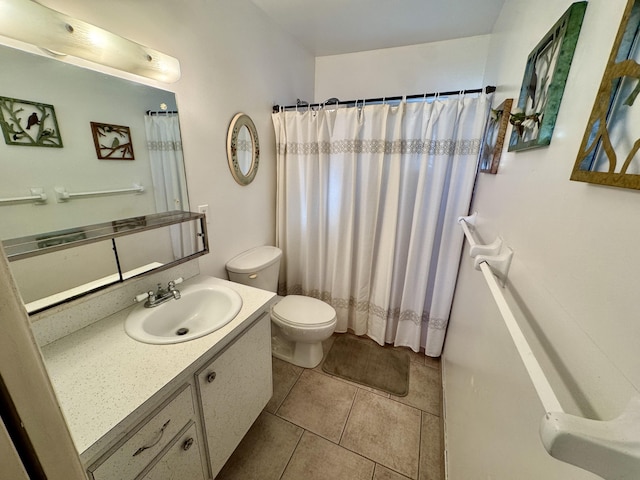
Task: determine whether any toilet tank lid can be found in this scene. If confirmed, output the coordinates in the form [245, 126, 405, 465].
[226, 246, 282, 273]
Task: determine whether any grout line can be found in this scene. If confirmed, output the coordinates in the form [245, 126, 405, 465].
[277, 428, 305, 480]
[417, 411, 424, 480]
[337, 385, 360, 445]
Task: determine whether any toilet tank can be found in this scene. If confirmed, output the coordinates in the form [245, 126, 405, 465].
[225, 246, 282, 293]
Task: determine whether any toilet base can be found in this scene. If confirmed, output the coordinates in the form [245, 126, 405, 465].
[271, 334, 324, 369]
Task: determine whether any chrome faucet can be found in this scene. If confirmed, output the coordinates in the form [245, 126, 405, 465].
[135, 277, 183, 308]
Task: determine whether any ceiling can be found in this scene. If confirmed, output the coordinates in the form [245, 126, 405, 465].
[249, 0, 506, 56]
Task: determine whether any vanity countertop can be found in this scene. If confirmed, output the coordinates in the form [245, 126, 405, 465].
[40, 275, 276, 457]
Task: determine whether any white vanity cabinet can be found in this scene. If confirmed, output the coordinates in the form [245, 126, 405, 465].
[196, 313, 273, 478]
[41, 276, 275, 480]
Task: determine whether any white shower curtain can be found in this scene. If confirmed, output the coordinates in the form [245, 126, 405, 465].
[144, 114, 191, 259]
[272, 94, 490, 356]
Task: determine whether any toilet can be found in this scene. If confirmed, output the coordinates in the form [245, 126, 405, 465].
[225, 246, 337, 368]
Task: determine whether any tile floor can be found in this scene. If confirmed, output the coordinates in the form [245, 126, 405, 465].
[216, 333, 444, 480]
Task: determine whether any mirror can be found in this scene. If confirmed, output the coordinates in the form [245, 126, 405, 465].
[571, 0, 640, 189]
[0, 43, 193, 310]
[226, 112, 259, 185]
[5, 212, 208, 313]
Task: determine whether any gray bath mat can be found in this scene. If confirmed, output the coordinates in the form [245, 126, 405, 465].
[322, 334, 409, 396]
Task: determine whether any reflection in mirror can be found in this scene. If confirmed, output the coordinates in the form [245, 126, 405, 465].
[115, 220, 202, 277]
[572, 0, 640, 189]
[237, 125, 253, 175]
[226, 112, 259, 185]
[4, 212, 208, 313]
[10, 240, 119, 312]
[0, 43, 193, 310]
[0, 44, 187, 239]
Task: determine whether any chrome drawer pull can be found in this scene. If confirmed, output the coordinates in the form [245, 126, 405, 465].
[132, 419, 170, 456]
[207, 371, 217, 383]
[182, 437, 194, 451]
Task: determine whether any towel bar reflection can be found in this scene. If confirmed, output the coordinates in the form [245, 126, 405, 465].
[55, 183, 144, 202]
[458, 212, 640, 480]
[0, 188, 47, 205]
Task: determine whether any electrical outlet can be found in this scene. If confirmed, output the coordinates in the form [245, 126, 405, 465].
[197, 204, 209, 223]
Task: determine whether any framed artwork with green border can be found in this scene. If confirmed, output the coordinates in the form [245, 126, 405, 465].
[508, 2, 587, 152]
[0, 96, 63, 148]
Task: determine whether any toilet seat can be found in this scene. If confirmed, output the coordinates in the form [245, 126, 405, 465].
[271, 295, 336, 328]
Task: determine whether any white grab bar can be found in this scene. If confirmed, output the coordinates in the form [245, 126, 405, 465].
[458, 212, 640, 480]
[55, 183, 144, 202]
[458, 213, 562, 413]
[0, 188, 47, 205]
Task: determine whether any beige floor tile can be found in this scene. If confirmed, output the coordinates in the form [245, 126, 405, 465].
[424, 354, 441, 371]
[374, 464, 413, 479]
[277, 369, 357, 442]
[215, 411, 303, 480]
[281, 431, 374, 480]
[341, 390, 421, 479]
[419, 412, 443, 480]
[264, 357, 303, 414]
[391, 362, 441, 415]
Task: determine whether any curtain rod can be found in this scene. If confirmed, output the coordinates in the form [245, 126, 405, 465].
[146, 110, 178, 115]
[273, 86, 496, 113]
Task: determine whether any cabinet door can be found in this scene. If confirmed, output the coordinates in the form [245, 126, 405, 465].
[140, 423, 205, 480]
[196, 314, 272, 478]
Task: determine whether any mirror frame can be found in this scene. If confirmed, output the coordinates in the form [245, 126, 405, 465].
[226, 113, 260, 185]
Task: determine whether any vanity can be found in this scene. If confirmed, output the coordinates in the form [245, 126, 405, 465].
[40, 274, 276, 480]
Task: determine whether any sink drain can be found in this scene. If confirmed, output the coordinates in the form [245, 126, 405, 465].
[176, 327, 189, 336]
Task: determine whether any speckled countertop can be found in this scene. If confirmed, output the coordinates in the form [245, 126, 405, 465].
[40, 275, 275, 458]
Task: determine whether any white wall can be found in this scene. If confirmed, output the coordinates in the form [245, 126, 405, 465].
[37, 0, 315, 279]
[315, 35, 490, 102]
[444, 0, 640, 478]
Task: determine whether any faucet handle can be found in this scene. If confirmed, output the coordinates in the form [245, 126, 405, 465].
[168, 277, 184, 289]
[134, 291, 154, 303]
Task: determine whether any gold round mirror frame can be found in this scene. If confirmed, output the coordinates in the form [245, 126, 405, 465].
[226, 112, 260, 186]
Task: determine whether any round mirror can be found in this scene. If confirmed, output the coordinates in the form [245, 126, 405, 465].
[226, 113, 259, 185]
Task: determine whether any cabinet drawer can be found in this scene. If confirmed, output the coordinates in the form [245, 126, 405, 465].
[89, 384, 195, 480]
[139, 422, 205, 480]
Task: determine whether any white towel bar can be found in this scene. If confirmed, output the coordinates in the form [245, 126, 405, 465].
[458, 213, 640, 480]
[55, 183, 144, 202]
[0, 188, 47, 205]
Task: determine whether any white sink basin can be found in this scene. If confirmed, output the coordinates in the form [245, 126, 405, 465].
[125, 283, 242, 344]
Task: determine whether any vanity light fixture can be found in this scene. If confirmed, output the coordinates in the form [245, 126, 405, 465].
[0, 0, 181, 83]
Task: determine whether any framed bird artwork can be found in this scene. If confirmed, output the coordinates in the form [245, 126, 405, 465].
[508, 2, 587, 152]
[0, 96, 63, 147]
[90, 122, 135, 160]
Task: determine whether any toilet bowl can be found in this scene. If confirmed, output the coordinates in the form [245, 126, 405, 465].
[226, 246, 337, 368]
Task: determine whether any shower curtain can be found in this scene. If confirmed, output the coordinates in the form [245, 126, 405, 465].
[144, 114, 191, 259]
[272, 94, 490, 356]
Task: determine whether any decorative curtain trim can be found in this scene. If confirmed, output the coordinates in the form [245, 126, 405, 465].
[280, 283, 448, 330]
[276, 138, 481, 156]
[147, 140, 183, 151]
